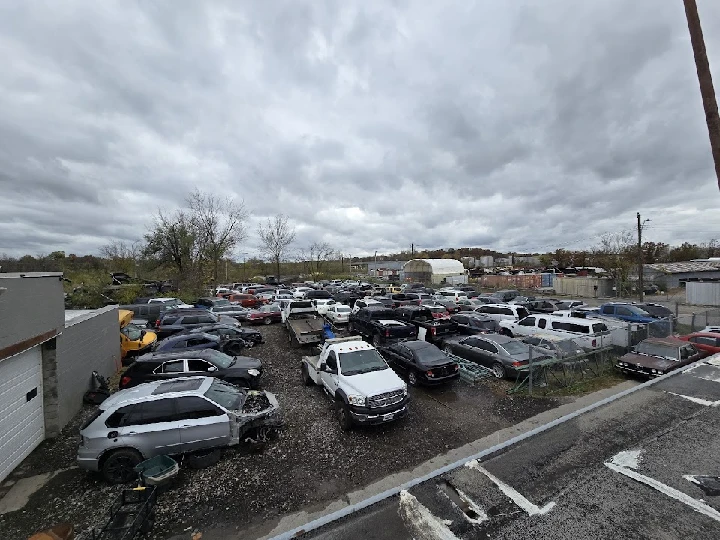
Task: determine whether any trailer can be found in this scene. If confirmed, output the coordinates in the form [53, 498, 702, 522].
[282, 300, 326, 347]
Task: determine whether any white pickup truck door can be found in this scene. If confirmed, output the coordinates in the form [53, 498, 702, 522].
[320, 351, 341, 395]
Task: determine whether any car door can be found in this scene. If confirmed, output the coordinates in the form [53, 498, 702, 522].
[106, 399, 183, 458]
[689, 336, 719, 354]
[615, 306, 633, 321]
[174, 396, 231, 453]
[187, 358, 220, 379]
[392, 344, 413, 375]
[513, 316, 536, 336]
[319, 350, 340, 395]
[154, 359, 188, 380]
[474, 339, 500, 369]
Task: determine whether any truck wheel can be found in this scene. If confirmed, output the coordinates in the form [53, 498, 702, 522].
[301, 364, 314, 386]
[336, 400, 353, 431]
[491, 363, 506, 379]
[408, 371, 418, 386]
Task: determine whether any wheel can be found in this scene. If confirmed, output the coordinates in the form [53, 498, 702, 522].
[302, 364, 314, 386]
[373, 334, 381, 347]
[408, 371, 418, 386]
[101, 449, 142, 484]
[336, 400, 353, 431]
[185, 448, 223, 469]
[444, 346, 453, 356]
[264, 317, 272, 325]
[491, 362, 506, 379]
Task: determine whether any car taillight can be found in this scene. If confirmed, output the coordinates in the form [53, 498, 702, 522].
[120, 376, 131, 387]
[512, 361, 526, 367]
[155, 319, 160, 328]
[426, 370, 434, 377]
[453, 364, 459, 370]
[385, 329, 390, 337]
[431, 327, 437, 336]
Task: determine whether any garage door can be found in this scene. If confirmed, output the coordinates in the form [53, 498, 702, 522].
[0, 347, 44, 482]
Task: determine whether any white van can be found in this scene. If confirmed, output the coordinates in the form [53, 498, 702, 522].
[437, 290, 469, 302]
[473, 304, 530, 322]
[498, 314, 611, 349]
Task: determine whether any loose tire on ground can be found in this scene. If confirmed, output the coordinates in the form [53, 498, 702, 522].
[185, 448, 223, 469]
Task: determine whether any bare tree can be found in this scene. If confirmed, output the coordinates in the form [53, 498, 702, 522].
[100, 240, 142, 275]
[683, 0, 720, 192]
[258, 214, 296, 281]
[591, 231, 636, 296]
[309, 241, 334, 273]
[187, 189, 249, 285]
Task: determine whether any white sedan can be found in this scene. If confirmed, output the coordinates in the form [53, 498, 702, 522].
[312, 299, 336, 316]
[326, 304, 351, 324]
[292, 287, 314, 299]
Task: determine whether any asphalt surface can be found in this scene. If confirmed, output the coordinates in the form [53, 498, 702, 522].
[300, 357, 720, 540]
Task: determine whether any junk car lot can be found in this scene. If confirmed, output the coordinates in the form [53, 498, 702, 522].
[0, 323, 564, 539]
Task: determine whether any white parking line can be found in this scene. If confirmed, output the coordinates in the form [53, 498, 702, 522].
[664, 392, 720, 407]
[605, 451, 720, 523]
[465, 460, 556, 516]
[398, 490, 460, 540]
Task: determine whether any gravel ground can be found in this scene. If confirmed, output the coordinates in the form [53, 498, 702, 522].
[0, 324, 564, 539]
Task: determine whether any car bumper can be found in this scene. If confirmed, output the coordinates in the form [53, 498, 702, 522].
[349, 405, 408, 425]
[421, 372, 460, 385]
[615, 364, 664, 378]
[77, 447, 100, 472]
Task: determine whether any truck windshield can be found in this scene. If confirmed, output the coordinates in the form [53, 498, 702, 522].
[339, 350, 389, 376]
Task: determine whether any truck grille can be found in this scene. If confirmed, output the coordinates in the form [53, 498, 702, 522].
[368, 389, 405, 409]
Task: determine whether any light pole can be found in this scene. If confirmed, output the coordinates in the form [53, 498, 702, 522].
[374, 250, 378, 278]
[637, 214, 650, 301]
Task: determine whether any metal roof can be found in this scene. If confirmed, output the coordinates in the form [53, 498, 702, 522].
[403, 258, 465, 274]
[645, 261, 720, 274]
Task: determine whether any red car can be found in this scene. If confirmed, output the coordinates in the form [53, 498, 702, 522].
[246, 305, 282, 325]
[677, 332, 720, 355]
[226, 293, 261, 308]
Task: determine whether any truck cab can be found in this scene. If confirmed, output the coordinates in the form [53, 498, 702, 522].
[301, 337, 409, 430]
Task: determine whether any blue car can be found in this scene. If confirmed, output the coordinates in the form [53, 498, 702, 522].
[598, 303, 671, 335]
[153, 332, 251, 355]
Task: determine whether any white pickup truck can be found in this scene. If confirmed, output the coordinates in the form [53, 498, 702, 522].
[300, 336, 409, 430]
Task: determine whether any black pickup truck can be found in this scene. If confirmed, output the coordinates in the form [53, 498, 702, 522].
[348, 306, 417, 346]
[393, 306, 457, 345]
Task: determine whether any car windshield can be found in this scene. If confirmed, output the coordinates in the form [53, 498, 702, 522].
[413, 345, 449, 365]
[635, 342, 679, 359]
[339, 349, 389, 376]
[121, 323, 143, 341]
[204, 349, 235, 368]
[204, 379, 246, 410]
[500, 341, 529, 356]
[640, 305, 670, 317]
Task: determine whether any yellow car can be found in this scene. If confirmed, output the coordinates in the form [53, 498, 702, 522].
[119, 309, 157, 364]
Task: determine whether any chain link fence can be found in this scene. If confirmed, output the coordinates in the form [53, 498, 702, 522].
[676, 308, 720, 334]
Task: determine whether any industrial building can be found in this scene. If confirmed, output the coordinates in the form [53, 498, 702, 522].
[643, 260, 720, 289]
[402, 259, 468, 285]
[366, 260, 405, 279]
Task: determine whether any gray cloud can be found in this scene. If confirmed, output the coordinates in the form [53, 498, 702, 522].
[1, 0, 719, 260]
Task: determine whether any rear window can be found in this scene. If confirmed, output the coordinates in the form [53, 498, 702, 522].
[80, 409, 103, 431]
[551, 321, 590, 334]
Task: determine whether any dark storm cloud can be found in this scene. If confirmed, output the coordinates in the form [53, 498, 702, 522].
[1, 0, 719, 258]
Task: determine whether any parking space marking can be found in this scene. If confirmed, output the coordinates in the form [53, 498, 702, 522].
[464, 460, 556, 516]
[605, 451, 720, 523]
[664, 392, 720, 407]
[437, 484, 488, 524]
[398, 490, 460, 540]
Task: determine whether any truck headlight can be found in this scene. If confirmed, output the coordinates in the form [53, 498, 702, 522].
[403, 383, 408, 394]
[247, 369, 260, 377]
[347, 395, 366, 406]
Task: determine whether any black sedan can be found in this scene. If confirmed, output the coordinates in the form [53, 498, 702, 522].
[381, 340, 459, 386]
[442, 334, 551, 379]
[154, 332, 252, 355]
[120, 349, 262, 389]
[449, 313, 500, 335]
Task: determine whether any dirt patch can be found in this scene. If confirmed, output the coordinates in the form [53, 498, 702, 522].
[0, 323, 562, 539]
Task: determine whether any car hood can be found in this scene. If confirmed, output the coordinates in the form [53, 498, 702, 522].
[229, 356, 262, 369]
[620, 352, 677, 370]
[342, 368, 405, 396]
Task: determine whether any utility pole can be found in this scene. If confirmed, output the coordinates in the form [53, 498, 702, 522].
[374, 250, 377, 278]
[683, 0, 720, 192]
[637, 213, 644, 302]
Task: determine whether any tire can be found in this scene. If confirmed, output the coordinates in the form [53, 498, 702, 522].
[302, 364, 314, 386]
[491, 362, 506, 379]
[408, 371, 418, 386]
[373, 334, 382, 347]
[501, 328, 513, 337]
[263, 317, 272, 325]
[185, 448, 223, 469]
[336, 400, 353, 431]
[444, 346, 453, 356]
[101, 449, 142, 484]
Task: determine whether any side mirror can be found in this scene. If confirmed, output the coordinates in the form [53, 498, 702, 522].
[140, 330, 146, 339]
[319, 362, 326, 372]
[208, 366, 218, 372]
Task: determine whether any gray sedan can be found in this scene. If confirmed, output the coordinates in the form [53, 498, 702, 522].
[442, 333, 551, 378]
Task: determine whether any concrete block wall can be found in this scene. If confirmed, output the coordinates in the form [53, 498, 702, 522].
[49, 306, 120, 436]
[0, 273, 64, 358]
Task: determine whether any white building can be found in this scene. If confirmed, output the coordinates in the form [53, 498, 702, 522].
[402, 259, 468, 285]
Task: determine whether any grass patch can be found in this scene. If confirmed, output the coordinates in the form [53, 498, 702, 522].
[541, 370, 629, 397]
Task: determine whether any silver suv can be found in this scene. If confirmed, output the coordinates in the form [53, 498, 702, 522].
[77, 377, 281, 483]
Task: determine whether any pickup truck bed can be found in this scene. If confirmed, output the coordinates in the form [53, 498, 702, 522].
[287, 315, 325, 345]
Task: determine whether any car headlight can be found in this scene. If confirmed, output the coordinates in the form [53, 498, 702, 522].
[347, 394, 366, 406]
[247, 368, 260, 377]
[403, 383, 408, 394]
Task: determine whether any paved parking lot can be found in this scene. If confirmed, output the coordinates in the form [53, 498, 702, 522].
[0, 324, 564, 539]
[301, 357, 720, 540]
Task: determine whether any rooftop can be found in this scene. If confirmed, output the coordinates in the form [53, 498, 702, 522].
[645, 261, 720, 274]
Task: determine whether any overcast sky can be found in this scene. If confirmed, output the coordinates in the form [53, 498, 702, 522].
[1, 0, 720, 259]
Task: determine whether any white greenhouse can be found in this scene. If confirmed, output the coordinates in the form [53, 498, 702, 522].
[402, 259, 468, 285]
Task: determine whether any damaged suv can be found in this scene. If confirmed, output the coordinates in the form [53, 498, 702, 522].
[77, 377, 282, 483]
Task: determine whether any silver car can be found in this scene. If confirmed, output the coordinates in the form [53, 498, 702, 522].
[77, 376, 281, 483]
